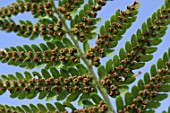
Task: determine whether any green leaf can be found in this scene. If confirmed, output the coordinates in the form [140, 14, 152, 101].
[152, 12, 157, 23]
[142, 22, 148, 33]
[106, 59, 113, 74]
[154, 94, 168, 101]
[140, 55, 153, 62]
[146, 47, 157, 54]
[144, 72, 150, 85]
[76, 64, 88, 75]
[163, 52, 169, 64]
[26, 92, 37, 99]
[147, 17, 152, 28]
[31, 44, 42, 52]
[100, 25, 106, 34]
[125, 92, 133, 105]
[55, 102, 65, 112]
[150, 39, 162, 46]
[24, 71, 32, 80]
[70, 20, 75, 28]
[131, 34, 138, 46]
[113, 55, 120, 66]
[29, 104, 38, 113]
[18, 92, 26, 100]
[108, 42, 118, 48]
[41, 69, 51, 79]
[16, 72, 24, 80]
[82, 100, 93, 107]
[157, 58, 164, 69]
[57, 90, 69, 101]
[83, 40, 90, 53]
[121, 76, 136, 85]
[132, 63, 145, 70]
[37, 103, 47, 113]
[39, 43, 48, 51]
[162, 111, 167, 113]
[150, 64, 157, 77]
[26, 62, 37, 70]
[38, 90, 48, 100]
[63, 101, 76, 110]
[1, 75, 9, 81]
[132, 85, 138, 98]
[62, 38, 73, 48]
[118, 85, 128, 94]
[46, 42, 55, 50]
[23, 45, 32, 52]
[165, 0, 170, 8]
[79, 10, 85, 19]
[8, 74, 17, 81]
[22, 105, 32, 113]
[90, 93, 102, 104]
[50, 67, 60, 79]
[105, 20, 111, 30]
[125, 41, 132, 53]
[16, 106, 25, 112]
[144, 110, 155, 113]
[46, 103, 56, 112]
[68, 67, 79, 76]
[110, 15, 116, 22]
[159, 84, 170, 92]
[16, 46, 25, 52]
[78, 93, 89, 106]
[60, 68, 70, 78]
[119, 48, 126, 60]
[32, 71, 42, 78]
[147, 101, 161, 108]
[136, 29, 142, 39]
[116, 96, 124, 110]
[46, 89, 57, 101]
[137, 79, 145, 90]
[98, 65, 106, 79]
[168, 47, 170, 59]
[66, 92, 81, 102]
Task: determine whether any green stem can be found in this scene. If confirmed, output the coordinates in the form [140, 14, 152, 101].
[50, 1, 115, 113]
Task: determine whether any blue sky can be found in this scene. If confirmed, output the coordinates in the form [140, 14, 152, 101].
[0, 0, 170, 112]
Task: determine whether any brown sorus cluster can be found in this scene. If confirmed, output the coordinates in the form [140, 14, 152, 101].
[0, 74, 95, 96]
[84, 44, 103, 66]
[40, 20, 65, 38]
[0, 2, 54, 18]
[0, 46, 80, 67]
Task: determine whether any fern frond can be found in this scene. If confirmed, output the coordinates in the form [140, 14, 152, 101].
[84, 1, 140, 66]
[0, 65, 96, 101]
[58, 0, 84, 20]
[0, 40, 80, 69]
[69, 0, 108, 42]
[115, 49, 170, 113]
[0, 0, 54, 19]
[0, 17, 66, 41]
[0, 100, 108, 113]
[98, 0, 170, 98]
